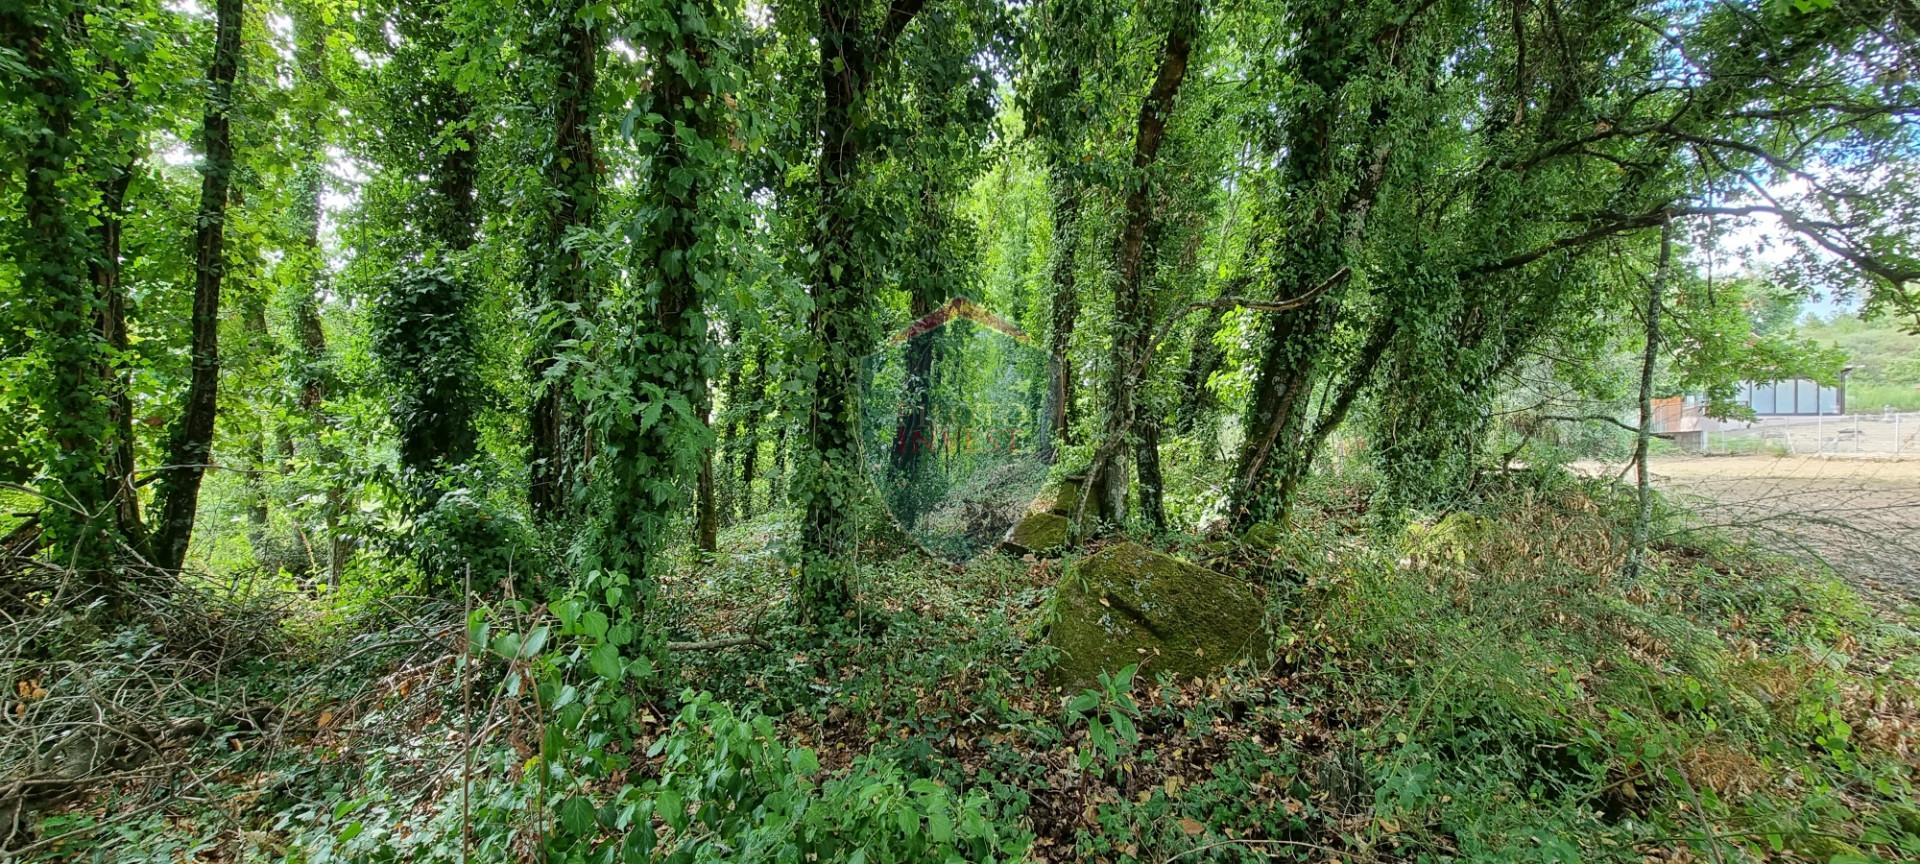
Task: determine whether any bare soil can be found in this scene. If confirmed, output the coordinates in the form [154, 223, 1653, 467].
[1629, 455, 1920, 600]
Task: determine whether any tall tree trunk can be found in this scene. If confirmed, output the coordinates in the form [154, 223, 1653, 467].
[1174, 302, 1228, 433]
[1625, 220, 1670, 582]
[606, 0, 726, 581]
[1086, 0, 1198, 528]
[7, 3, 115, 573]
[283, 3, 340, 582]
[92, 141, 148, 557]
[800, 0, 926, 624]
[529, 0, 598, 522]
[718, 361, 742, 523]
[739, 339, 767, 520]
[1041, 168, 1081, 462]
[696, 438, 719, 554]
[696, 373, 718, 555]
[153, 0, 243, 573]
[1276, 315, 1397, 502]
[1226, 13, 1400, 530]
[800, 0, 866, 621]
[770, 419, 788, 508]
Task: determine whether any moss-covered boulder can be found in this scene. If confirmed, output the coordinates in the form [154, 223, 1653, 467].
[1241, 521, 1285, 549]
[1001, 512, 1070, 556]
[1047, 476, 1086, 516]
[1046, 542, 1270, 688]
[1039, 473, 1115, 520]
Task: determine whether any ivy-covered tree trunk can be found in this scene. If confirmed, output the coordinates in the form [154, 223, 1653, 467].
[799, 0, 926, 624]
[800, 0, 868, 621]
[91, 135, 148, 556]
[284, 3, 347, 586]
[363, 5, 486, 587]
[717, 360, 742, 523]
[598, 0, 730, 601]
[6, 3, 116, 573]
[770, 420, 788, 508]
[1087, 0, 1197, 528]
[738, 339, 768, 521]
[1040, 168, 1080, 463]
[1174, 301, 1227, 433]
[529, 0, 599, 522]
[696, 403, 719, 555]
[1226, 6, 1396, 532]
[153, 0, 243, 573]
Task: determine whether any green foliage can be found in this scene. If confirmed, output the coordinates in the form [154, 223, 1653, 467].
[3, 0, 116, 569]
[1799, 313, 1920, 410]
[554, 693, 1027, 863]
[1062, 664, 1142, 772]
[369, 265, 479, 485]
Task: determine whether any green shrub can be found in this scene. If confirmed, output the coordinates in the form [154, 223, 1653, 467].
[547, 692, 1030, 863]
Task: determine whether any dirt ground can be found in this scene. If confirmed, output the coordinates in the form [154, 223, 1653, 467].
[1615, 455, 1920, 601]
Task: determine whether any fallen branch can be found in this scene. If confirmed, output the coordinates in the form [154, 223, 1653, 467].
[667, 635, 767, 651]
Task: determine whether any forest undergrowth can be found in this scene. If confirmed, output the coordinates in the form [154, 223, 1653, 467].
[8, 469, 1918, 864]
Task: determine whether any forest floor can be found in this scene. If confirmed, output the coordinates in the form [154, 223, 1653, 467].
[9, 472, 1920, 863]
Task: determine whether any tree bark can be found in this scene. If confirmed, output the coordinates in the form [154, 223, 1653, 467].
[1087, 0, 1199, 528]
[696, 392, 718, 554]
[718, 360, 742, 523]
[611, 1, 723, 578]
[91, 141, 147, 557]
[1174, 301, 1228, 433]
[738, 339, 767, 520]
[1625, 219, 1670, 582]
[529, 0, 598, 522]
[284, 3, 347, 586]
[799, 0, 925, 624]
[6, 4, 115, 573]
[1226, 14, 1400, 531]
[153, 0, 243, 573]
[1041, 168, 1081, 462]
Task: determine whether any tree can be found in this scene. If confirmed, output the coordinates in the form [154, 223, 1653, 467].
[527, 0, 601, 522]
[590, 0, 739, 615]
[1223, 0, 1415, 531]
[1085, 0, 1200, 529]
[796, 0, 931, 624]
[282, 0, 346, 585]
[152, 0, 243, 573]
[5, 1, 117, 574]
[366, 0, 484, 499]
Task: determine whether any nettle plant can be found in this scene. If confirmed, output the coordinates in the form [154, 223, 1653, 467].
[1064, 663, 1144, 774]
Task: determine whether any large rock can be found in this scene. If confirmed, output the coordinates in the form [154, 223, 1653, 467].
[1001, 512, 1070, 556]
[1046, 542, 1270, 688]
[1000, 474, 1104, 558]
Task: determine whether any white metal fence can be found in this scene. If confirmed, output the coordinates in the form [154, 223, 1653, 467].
[1690, 411, 1920, 456]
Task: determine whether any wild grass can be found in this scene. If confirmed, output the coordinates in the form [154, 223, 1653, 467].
[9, 470, 1918, 862]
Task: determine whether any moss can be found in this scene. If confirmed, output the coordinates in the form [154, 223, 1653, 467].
[1001, 512, 1070, 556]
[1241, 522, 1284, 548]
[1046, 542, 1270, 689]
[1048, 476, 1086, 516]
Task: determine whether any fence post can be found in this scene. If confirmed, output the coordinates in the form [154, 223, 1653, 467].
[1897, 412, 1903, 456]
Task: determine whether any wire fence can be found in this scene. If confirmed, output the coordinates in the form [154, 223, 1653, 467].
[1685, 411, 1920, 457]
[1634, 447, 1920, 604]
